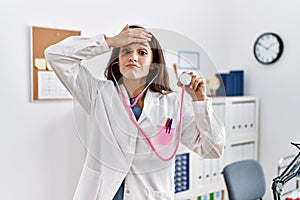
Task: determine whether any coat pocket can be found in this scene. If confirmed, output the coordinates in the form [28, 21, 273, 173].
[155, 125, 175, 145]
[73, 166, 102, 200]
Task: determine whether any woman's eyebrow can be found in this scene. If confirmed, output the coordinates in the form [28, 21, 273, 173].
[122, 42, 151, 49]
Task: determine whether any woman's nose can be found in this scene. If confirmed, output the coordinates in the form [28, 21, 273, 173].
[129, 51, 138, 62]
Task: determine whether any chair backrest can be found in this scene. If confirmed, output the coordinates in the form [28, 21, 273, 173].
[223, 159, 266, 200]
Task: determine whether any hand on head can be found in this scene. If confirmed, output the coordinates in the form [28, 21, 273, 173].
[105, 25, 152, 48]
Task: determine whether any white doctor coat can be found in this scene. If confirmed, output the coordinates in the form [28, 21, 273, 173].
[45, 34, 225, 200]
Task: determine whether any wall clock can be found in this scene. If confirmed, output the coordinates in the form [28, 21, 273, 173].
[253, 32, 284, 65]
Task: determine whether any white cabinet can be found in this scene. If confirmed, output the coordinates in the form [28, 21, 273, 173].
[175, 96, 259, 200]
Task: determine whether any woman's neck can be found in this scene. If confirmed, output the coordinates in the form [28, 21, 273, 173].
[123, 78, 147, 109]
[123, 78, 147, 98]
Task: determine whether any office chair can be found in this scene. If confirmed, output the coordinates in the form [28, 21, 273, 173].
[223, 159, 266, 200]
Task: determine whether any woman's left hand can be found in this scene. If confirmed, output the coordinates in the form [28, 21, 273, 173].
[177, 72, 208, 101]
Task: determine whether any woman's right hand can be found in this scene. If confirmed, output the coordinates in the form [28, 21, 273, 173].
[105, 25, 152, 48]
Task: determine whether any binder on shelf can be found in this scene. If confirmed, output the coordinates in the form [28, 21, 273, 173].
[238, 101, 256, 136]
[225, 73, 235, 96]
[174, 153, 190, 194]
[193, 156, 205, 187]
[203, 159, 212, 185]
[230, 70, 244, 96]
[240, 103, 248, 135]
[215, 70, 244, 96]
[230, 103, 243, 137]
[247, 102, 256, 133]
[230, 101, 257, 139]
[211, 158, 220, 184]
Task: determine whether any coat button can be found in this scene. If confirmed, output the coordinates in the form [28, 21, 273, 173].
[126, 190, 130, 194]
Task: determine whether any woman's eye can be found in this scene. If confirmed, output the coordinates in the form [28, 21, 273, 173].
[121, 49, 131, 54]
[139, 50, 148, 56]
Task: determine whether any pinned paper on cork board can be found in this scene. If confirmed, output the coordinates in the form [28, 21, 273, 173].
[30, 26, 80, 101]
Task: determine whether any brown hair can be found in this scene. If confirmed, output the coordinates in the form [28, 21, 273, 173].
[104, 25, 172, 94]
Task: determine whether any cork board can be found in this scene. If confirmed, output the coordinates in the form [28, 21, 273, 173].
[31, 26, 81, 101]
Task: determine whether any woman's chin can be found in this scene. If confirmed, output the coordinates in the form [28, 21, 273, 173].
[123, 71, 148, 81]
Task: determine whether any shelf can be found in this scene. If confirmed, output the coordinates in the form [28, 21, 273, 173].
[174, 96, 260, 200]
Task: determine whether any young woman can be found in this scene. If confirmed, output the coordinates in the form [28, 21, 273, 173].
[45, 24, 225, 200]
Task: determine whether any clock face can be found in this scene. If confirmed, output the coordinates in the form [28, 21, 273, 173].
[253, 33, 284, 65]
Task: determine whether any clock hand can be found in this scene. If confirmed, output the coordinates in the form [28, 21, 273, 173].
[257, 42, 268, 49]
[267, 41, 278, 49]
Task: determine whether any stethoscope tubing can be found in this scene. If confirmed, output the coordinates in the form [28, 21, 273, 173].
[120, 86, 185, 161]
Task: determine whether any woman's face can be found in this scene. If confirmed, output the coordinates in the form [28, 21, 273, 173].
[118, 42, 153, 81]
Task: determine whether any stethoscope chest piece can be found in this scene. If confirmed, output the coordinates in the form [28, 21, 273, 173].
[179, 73, 192, 85]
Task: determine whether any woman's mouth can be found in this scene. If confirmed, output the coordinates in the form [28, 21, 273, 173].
[126, 64, 139, 68]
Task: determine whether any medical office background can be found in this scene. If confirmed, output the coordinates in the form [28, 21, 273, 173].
[1, 0, 300, 199]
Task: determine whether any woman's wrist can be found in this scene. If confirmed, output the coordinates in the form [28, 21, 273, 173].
[192, 94, 209, 101]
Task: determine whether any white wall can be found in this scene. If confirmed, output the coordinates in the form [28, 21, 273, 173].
[1, 0, 299, 199]
[226, 1, 300, 199]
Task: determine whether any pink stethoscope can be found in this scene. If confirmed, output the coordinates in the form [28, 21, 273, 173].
[112, 63, 192, 161]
